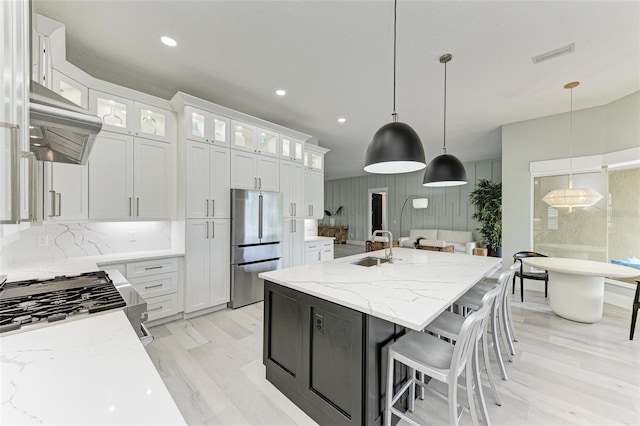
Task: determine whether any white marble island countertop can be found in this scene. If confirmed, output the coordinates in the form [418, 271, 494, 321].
[260, 248, 502, 331]
[0, 311, 185, 425]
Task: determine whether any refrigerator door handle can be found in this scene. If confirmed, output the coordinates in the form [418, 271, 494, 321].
[258, 194, 263, 239]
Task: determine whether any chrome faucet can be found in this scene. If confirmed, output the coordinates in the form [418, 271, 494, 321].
[373, 230, 393, 263]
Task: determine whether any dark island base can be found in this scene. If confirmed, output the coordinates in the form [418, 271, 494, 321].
[263, 280, 408, 426]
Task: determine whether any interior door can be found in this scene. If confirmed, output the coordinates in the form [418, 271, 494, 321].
[371, 193, 382, 234]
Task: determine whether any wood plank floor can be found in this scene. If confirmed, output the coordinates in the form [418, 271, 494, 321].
[146, 290, 640, 425]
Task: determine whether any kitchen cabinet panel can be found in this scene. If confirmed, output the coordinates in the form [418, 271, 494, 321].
[185, 218, 230, 313]
[280, 135, 304, 163]
[88, 132, 134, 220]
[256, 155, 280, 192]
[185, 140, 210, 218]
[230, 150, 279, 191]
[51, 69, 88, 108]
[89, 131, 171, 220]
[280, 160, 304, 218]
[184, 106, 230, 146]
[43, 162, 88, 221]
[282, 218, 304, 268]
[304, 170, 324, 219]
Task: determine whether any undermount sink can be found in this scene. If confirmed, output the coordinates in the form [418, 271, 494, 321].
[348, 256, 390, 267]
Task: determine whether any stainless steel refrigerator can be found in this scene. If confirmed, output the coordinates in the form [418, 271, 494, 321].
[229, 189, 282, 309]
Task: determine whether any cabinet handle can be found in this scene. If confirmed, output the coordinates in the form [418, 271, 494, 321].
[56, 193, 62, 216]
[290, 219, 293, 233]
[144, 283, 164, 289]
[211, 221, 215, 238]
[206, 221, 209, 238]
[144, 265, 163, 270]
[148, 305, 163, 312]
[129, 197, 132, 217]
[49, 190, 56, 217]
[293, 220, 297, 233]
[289, 202, 293, 217]
[212, 199, 215, 217]
[23, 152, 37, 222]
[258, 177, 262, 189]
[254, 177, 257, 189]
[293, 203, 296, 217]
[136, 197, 140, 217]
[206, 199, 209, 216]
[1, 123, 22, 224]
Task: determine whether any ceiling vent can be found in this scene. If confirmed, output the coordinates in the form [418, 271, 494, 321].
[532, 43, 575, 64]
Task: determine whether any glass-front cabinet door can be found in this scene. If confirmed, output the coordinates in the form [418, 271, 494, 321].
[231, 120, 257, 152]
[304, 145, 326, 171]
[281, 135, 304, 162]
[89, 89, 133, 134]
[134, 103, 175, 143]
[257, 128, 279, 158]
[185, 106, 229, 146]
[52, 70, 88, 108]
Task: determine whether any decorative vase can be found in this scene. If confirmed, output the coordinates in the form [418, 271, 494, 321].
[329, 218, 336, 226]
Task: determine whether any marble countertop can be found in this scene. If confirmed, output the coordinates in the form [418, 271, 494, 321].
[0, 311, 185, 425]
[260, 248, 502, 331]
[304, 236, 335, 242]
[523, 257, 640, 278]
[2, 249, 185, 282]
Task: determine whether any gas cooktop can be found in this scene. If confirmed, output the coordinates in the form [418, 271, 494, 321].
[0, 271, 127, 334]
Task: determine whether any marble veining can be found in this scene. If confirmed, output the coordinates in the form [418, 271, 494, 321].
[260, 248, 502, 331]
[0, 311, 186, 425]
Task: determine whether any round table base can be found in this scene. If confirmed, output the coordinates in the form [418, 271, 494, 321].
[548, 271, 604, 323]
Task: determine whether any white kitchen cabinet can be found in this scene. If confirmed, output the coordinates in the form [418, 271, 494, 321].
[282, 218, 304, 268]
[88, 131, 172, 220]
[90, 90, 175, 143]
[304, 241, 321, 265]
[185, 140, 230, 218]
[1, 0, 30, 225]
[184, 105, 229, 146]
[280, 160, 304, 217]
[231, 121, 279, 159]
[304, 144, 327, 172]
[304, 169, 324, 219]
[320, 240, 334, 262]
[230, 150, 279, 192]
[43, 162, 88, 221]
[280, 135, 304, 163]
[185, 218, 230, 313]
[99, 257, 182, 323]
[51, 69, 88, 108]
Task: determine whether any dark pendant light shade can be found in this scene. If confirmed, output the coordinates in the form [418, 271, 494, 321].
[364, 119, 426, 174]
[363, 0, 426, 175]
[422, 153, 467, 186]
[423, 53, 467, 187]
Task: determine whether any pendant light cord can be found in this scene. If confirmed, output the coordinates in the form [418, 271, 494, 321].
[443, 59, 447, 154]
[569, 86, 573, 181]
[392, 0, 397, 114]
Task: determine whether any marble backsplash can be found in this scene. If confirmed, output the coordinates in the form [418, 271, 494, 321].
[7, 221, 173, 265]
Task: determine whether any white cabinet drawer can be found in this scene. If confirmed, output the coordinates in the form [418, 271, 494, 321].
[129, 272, 177, 299]
[145, 293, 179, 322]
[304, 242, 320, 252]
[126, 257, 178, 279]
[321, 248, 334, 262]
[321, 240, 334, 249]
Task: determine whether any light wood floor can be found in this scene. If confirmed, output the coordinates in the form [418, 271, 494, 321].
[146, 290, 640, 426]
[334, 242, 366, 258]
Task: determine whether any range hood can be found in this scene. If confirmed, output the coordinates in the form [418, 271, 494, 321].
[29, 81, 102, 164]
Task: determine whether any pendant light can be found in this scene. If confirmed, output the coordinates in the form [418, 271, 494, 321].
[423, 54, 467, 187]
[542, 82, 603, 212]
[364, 0, 426, 174]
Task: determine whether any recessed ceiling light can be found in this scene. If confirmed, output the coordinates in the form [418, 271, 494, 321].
[161, 36, 177, 47]
[337, 117, 346, 124]
[275, 89, 286, 96]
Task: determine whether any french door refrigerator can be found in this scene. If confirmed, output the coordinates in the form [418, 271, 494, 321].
[229, 189, 282, 308]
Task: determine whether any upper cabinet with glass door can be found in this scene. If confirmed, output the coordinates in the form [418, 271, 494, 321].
[231, 120, 279, 158]
[304, 144, 328, 172]
[51, 70, 88, 109]
[184, 105, 229, 146]
[280, 135, 304, 163]
[89, 89, 175, 143]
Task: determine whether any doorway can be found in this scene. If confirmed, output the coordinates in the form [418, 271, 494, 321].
[368, 188, 387, 237]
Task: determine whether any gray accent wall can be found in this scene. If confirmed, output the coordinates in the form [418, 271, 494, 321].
[324, 159, 502, 242]
[502, 91, 640, 265]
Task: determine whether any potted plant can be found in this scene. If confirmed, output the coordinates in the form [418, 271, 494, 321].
[469, 179, 502, 257]
[324, 206, 343, 226]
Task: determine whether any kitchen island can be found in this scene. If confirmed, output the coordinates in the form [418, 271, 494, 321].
[259, 248, 501, 426]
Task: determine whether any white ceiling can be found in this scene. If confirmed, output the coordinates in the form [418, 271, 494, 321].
[33, 1, 640, 180]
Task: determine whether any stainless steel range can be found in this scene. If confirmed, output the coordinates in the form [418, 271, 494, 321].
[0, 270, 152, 344]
